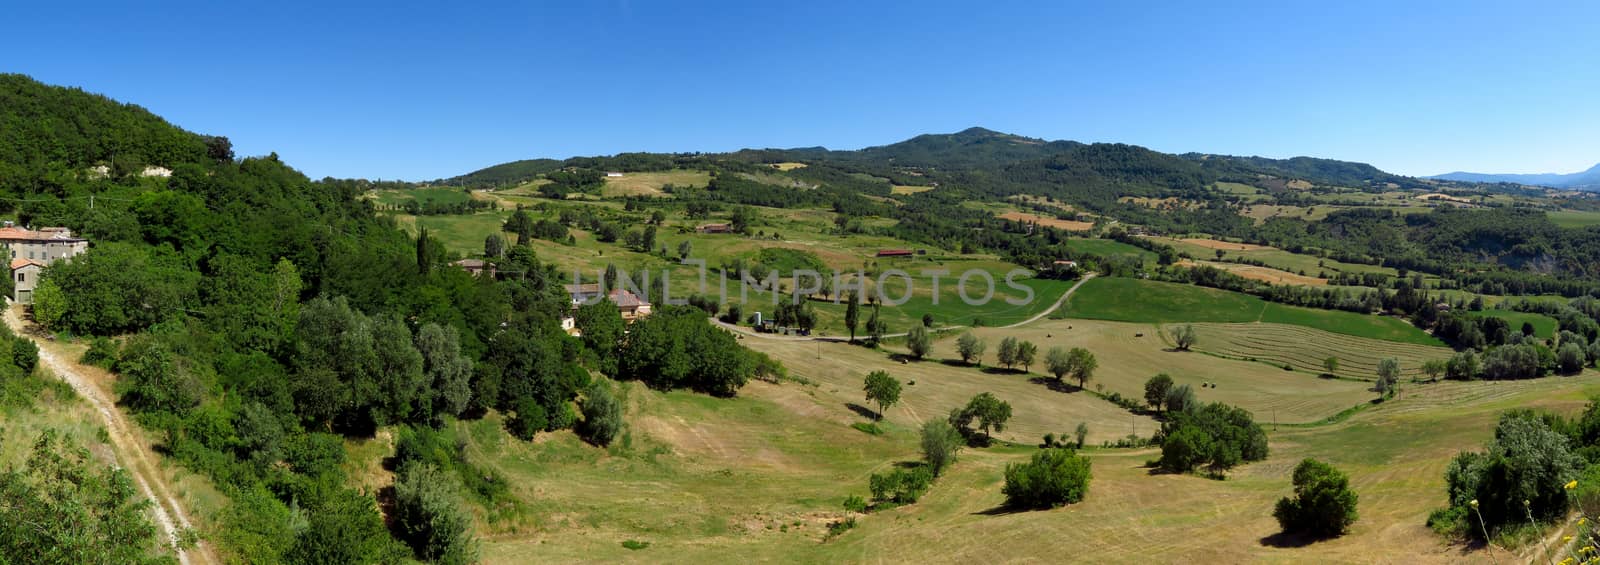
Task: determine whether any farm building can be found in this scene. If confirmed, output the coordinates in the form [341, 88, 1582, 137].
[605, 171, 624, 178]
[561, 284, 654, 333]
[451, 258, 495, 277]
[11, 259, 44, 304]
[1, 225, 89, 303]
[697, 223, 732, 234]
[876, 249, 914, 257]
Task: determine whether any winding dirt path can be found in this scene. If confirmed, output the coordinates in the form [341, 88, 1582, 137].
[4, 305, 212, 565]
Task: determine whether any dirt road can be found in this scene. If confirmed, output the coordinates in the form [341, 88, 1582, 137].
[4, 305, 211, 565]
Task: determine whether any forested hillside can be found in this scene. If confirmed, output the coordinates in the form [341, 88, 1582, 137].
[0, 74, 771, 564]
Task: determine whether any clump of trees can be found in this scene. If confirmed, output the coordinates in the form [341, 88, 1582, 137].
[1045, 347, 1097, 390]
[392, 464, 479, 564]
[1428, 409, 1583, 539]
[578, 379, 623, 447]
[0, 430, 172, 564]
[949, 392, 1012, 446]
[1002, 448, 1092, 509]
[1158, 402, 1269, 476]
[1273, 459, 1358, 538]
[619, 305, 762, 396]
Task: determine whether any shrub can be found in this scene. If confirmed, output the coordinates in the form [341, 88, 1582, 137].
[1273, 459, 1358, 537]
[578, 379, 623, 446]
[1432, 411, 1581, 538]
[1001, 448, 1092, 509]
[506, 399, 547, 441]
[920, 420, 964, 477]
[868, 467, 933, 506]
[80, 336, 119, 368]
[11, 336, 37, 374]
[393, 463, 478, 564]
[842, 495, 868, 513]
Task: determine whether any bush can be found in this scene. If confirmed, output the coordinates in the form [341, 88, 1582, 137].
[842, 495, 868, 513]
[920, 420, 964, 477]
[392, 463, 479, 564]
[12, 337, 38, 374]
[1001, 448, 1092, 509]
[506, 399, 547, 441]
[1158, 402, 1267, 475]
[1273, 459, 1358, 537]
[1433, 411, 1581, 538]
[80, 336, 119, 368]
[868, 466, 933, 506]
[578, 379, 623, 446]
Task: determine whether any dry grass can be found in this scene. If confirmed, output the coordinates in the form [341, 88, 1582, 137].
[770, 162, 808, 171]
[1175, 322, 1453, 380]
[1179, 238, 1274, 252]
[1181, 259, 1327, 286]
[997, 211, 1094, 232]
[601, 169, 711, 197]
[891, 185, 935, 195]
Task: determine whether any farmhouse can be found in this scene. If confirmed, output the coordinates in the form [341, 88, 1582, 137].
[560, 284, 654, 334]
[0, 225, 89, 303]
[450, 258, 495, 278]
[697, 223, 732, 234]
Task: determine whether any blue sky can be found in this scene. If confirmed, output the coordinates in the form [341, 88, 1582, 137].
[5, 1, 1598, 180]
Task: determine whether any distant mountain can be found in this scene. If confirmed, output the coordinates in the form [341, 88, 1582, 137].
[448, 126, 1424, 192]
[1430, 163, 1600, 190]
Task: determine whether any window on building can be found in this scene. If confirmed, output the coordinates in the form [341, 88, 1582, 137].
[15, 273, 22, 283]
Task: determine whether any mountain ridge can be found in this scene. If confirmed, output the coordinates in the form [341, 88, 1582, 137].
[1429, 163, 1600, 190]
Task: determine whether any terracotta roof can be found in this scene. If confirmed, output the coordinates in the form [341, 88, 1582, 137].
[452, 259, 488, 268]
[0, 227, 84, 243]
[608, 289, 649, 308]
[10, 258, 43, 270]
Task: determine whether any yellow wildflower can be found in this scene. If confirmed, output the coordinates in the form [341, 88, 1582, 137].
[1570, 480, 1581, 490]
[1470, 499, 1480, 508]
[1567, 535, 1576, 543]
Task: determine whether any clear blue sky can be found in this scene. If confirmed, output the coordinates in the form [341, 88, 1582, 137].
[6, 1, 1598, 180]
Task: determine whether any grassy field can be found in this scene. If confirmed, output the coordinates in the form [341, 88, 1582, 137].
[1469, 309, 1558, 338]
[1549, 209, 1600, 228]
[1060, 237, 1156, 262]
[1060, 277, 1443, 346]
[891, 184, 935, 195]
[1147, 236, 1396, 277]
[601, 169, 711, 197]
[461, 320, 1600, 563]
[370, 187, 475, 207]
[1179, 322, 1453, 380]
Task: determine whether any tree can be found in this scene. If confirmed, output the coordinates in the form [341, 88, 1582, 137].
[415, 323, 473, 419]
[1170, 324, 1198, 351]
[578, 378, 623, 447]
[393, 463, 479, 564]
[1158, 425, 1212, 473]
[677, 239, 693, 259]
[1002, 448, 1092, 509]
[1045, 346, 1073, 381]
[730, 205, 759, 233]
[952, 392, 1012, 444]
[1016, 341, 1037, 373]
[0, 430, 171, 565]
[1376, 358, 1400, 399]
[1522, 321, 1537, 337]
[30, 277, 66, 330]
[574, 300, 625, 375]
[1144, 374, 1175, 412]
[507, 397, 547, 440]
[1164, 383, 1197, 414]
[956, 332, 986, 365]
[484, 233, 506, 258]
[997, 336, 1020, 369]
[1073, 422, 1089, 448]
[503, 209, 535, 245]
[12, 336, 38, 375]
[921, 313, 935, 327]
[906, 325, 932, 359]
[920, 420, 964, 477]
[1274, 459, 1359, 538]
[1067, 348, 1097, 390]
[1421, 359, 1447, 382]
[1446, 350, 1480, 380]
[1558, 343, 1586, 374]
[844, 292, 860, 343]
[1437, 412, 1582, 536]
[1322, 357, 1339, 376]
[866, 303, 887, 347]
[863, 370, 902, 420]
